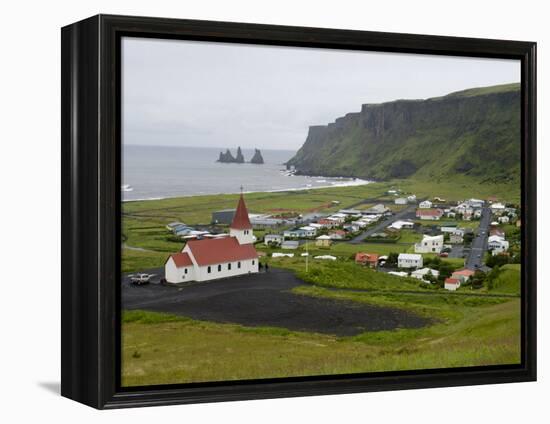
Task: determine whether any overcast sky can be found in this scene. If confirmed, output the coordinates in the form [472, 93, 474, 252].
[122, 37, 520, 151]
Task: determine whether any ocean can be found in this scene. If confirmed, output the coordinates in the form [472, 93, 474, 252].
[122, 145, 369, 201]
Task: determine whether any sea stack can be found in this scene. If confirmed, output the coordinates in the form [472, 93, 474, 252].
[235, 146, 245, 163]
[250, 149, 264, 164]
[217, 149, 237, 163]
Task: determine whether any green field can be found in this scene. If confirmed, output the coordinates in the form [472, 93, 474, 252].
[122, 295, 520, 386]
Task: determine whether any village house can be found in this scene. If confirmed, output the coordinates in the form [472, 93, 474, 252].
[490, 228, 506, 239]
[407, 194, 417, 203]
[395, 197, 408, 205]
[466, 198, 484, 208]
[362, 204, 389, 215]
[416, 208, 444, 220]
[328, 229, 347, 240]
[414, 234, 444, 253]
[444, 277, 461, 291]
[450, 231, 464, 244]
[488, 236, 509, 255]
[283, 228, 307, 238]
[355, 252, 379, 268]
[299, 226, 318, 237]
[398, 253, 423, 269]
[264, 234, 283, 246]
[411, 267, 440, 282]
[315, 235, 332, 247]
[164, 194, 258, 284]
[281, 240, 300, 250]
[388, 220, 414, 230]
[317, 218, 339, 229]
[440, 225, 458, 233]
[451, 268, 475, 283]
[490, 202, 506, 215]
[419, 200, 433, 209]
[498, 216, 510, 224]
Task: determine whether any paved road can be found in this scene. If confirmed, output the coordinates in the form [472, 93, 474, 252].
[121, 268, 429, 336]
[465, 207, 492, 270]
[350, 204, 417, 244]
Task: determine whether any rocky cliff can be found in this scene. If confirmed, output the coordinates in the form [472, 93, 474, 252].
[286, 83, 520, 184]
[250, 149, 264, 164]
[217, 146, 245, 163]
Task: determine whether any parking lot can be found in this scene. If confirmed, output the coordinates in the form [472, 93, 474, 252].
[122, 268, 430, 336]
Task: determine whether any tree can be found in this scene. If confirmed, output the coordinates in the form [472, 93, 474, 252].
[471, 270, 486, 289]
[387, 252, 399, 266]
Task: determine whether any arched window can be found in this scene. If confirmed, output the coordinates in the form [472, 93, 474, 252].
[184, 268, 188, 274]
[228, 263, 232, 270]
[207, 266, 211, 273]
[238, 262, 241, 269]
[218, 264, 222, 272]
[252, 260, 255, 265]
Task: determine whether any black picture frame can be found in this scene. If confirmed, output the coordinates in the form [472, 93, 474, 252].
[61, 14, 537, 409]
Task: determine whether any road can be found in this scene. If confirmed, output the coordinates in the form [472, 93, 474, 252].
[465, 207, 492, 270]
[350, 204, 417, 244]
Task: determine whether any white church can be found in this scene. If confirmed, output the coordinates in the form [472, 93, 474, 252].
[164, 193, 259, 284]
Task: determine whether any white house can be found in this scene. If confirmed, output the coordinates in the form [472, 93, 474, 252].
[164, 194, 258, 284]
[490, 202, 506, 215]
[414, 234, 444, 253]
[419, 200, 433, 209]
[407, 195, 417, 203]
[411, 267, 440, 281]
[388, 271, 409, 278]
[489, 238, 509, 255]
[264, 234, 283, 246]
[416, 209, 444, 220]
[299, 226, 318, 237]
[398, 253, 423, 269]
[466, 198, 484, 208]
[498, 216, 510, 224]
[395, 197, 408, 205]
[388, 220, 414, 230]
[444, 278, 461, 291]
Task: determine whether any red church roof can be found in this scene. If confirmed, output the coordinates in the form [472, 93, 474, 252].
[186, 236, 257, 266]
[168, 252, 193, 268]
[230, 194, 252, 230]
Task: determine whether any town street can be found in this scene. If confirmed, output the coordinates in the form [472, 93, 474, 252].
[350, 204, 417, 244]
[465, 206, 492, 270]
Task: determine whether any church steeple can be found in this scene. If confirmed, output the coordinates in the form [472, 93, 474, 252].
[230, 190, 253, 244]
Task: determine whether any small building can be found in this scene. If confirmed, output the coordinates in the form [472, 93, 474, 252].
[317, 218, 339, 229]
[314, 255, 337, 261]
[362, 204, 389, 215]
[281, 240, 299, 250]
[395, 197, 408, 205]
[355, 253, 379, 268]
[264, 234, 283, 246]
[407, 194, 417, 203]
[450, 233, 464, 244]
[166, 221, 185, 231]
[498, 216, 510, 224]
[414, 234, 444, 253]
[441, 225, 458, 233]
[466, 198, 485, 208]
[388, 220, 414, 230]
[411, 267, 440, 281]
[451, 269, 475, 283]
[211, 208, 236, 225]
[490, 202, 506, 213]
[489, 239, 509, 255]
[388, 271, 409, 278]
[328, 229, 347, 240]
[315, 235, 332, 247]
[444, 277, 461, 291]
[416, 209, 444, 220]
[283, 229, 307, 239]
[398, 253, 423, 269]
[419, 200, 433, 209]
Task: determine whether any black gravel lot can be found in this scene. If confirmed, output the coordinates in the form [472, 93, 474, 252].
[122, 268, 430, 336]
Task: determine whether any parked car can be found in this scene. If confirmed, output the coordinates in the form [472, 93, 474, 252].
[129, 273, 155, 285]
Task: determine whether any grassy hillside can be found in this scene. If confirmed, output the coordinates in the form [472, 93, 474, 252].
[286, 83, 521, 186]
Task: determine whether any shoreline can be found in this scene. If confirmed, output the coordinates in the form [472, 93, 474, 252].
[122, 177, 373, 203]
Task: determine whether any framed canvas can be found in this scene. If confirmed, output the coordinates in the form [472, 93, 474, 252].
[61, 14, 537, 409]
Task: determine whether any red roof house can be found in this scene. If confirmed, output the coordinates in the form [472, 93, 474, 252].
[416, 208, 444, 220]
[355, 253, 379, 268]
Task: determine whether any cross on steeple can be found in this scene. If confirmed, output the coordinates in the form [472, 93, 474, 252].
[240, 185, 244, 194]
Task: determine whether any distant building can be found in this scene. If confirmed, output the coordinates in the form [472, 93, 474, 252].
[419, 200, 433, 209]
[411, 267, 440, 281]
[450, 233, 464, 244]
[328, 229, 347, 240]
[451, 269, 475, 283]
[315, 235, 332, 247]
[388, 220, 414, 230]
[355, 253, 379, 268]
[498, 216, 510, 224]
[281, 240, 299, 250]
[416, 208, 444, 220]
[264, 234, 283, 246]
[414, 234, 444, 253]
[211, 208, 237, 225]
[395, 197, 408, 205]
[362, 204, 389, 215]
[444, 277, 461, 291]
[398, 253, 423, 269]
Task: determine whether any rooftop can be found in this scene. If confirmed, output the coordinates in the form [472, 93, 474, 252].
[186, 237, 257, 266]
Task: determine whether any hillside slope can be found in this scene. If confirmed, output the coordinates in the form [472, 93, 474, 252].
[286, 83, 520, 184]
